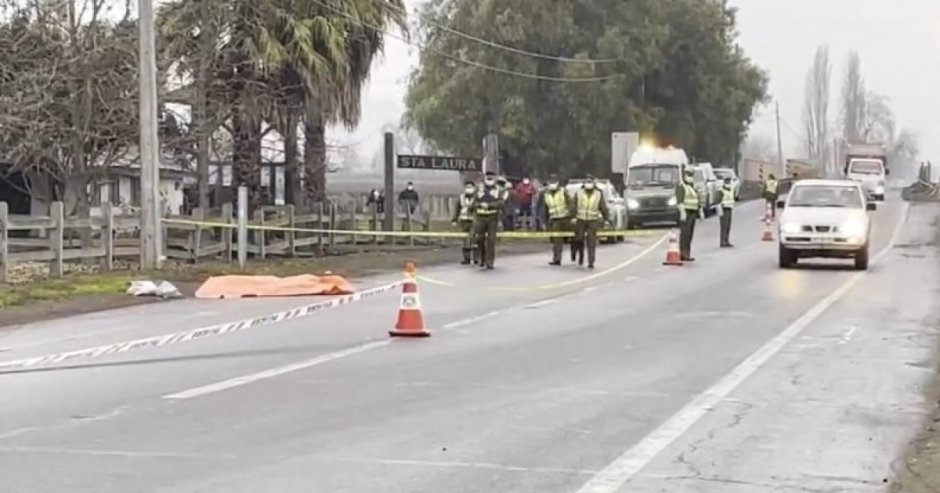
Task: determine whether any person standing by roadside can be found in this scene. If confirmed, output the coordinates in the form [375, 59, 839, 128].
[571, 175, 609, 269]
[474, 172, 504, 270]
[676, 167, 703, 261]
[717, 177, 735, 248]
[538, 174, 572, 266]
[514, 176, 538, 230]
[452, 180, 478, 264]
[398, 182, 420, 216]
[763, 173, 779, 219]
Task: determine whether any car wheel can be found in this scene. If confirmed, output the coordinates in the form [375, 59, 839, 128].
[778, 244, 796, 268]
[854, 244, 870, 270]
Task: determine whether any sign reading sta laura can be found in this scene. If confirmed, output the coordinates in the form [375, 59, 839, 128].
[397, 154, 483, 172]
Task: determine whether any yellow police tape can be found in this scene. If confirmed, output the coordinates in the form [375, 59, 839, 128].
[416, 233, 669, 292]
[160, 218, 658, 239]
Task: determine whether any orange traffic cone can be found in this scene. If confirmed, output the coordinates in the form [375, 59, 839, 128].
[389, 262, 430, 338]
[761, 216, 775, 242]
[663, 230, 683, 266]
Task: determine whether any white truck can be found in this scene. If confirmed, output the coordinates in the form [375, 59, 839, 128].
[840, 142, 888, 201]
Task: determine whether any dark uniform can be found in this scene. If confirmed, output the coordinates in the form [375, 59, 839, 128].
[538, 175, 572, 265]
[675, 170, 703, 261]
[452, 181, 478, 264]
[474, 174, 504, 270]
[718, 178, 735, 248]
[571, 177, 610, 269]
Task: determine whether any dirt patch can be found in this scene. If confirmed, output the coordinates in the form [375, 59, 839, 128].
[0, 241, 555, 329]
[889, 213, 940, 493]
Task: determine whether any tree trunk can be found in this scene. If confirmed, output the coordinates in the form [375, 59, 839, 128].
[303, 104, 327, 203]
[284, 110, 303, 209]
[195, 61, 210, 213]
[232, 111, 262, 210]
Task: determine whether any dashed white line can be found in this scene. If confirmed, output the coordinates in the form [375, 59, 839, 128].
[308, 455, 598, 475]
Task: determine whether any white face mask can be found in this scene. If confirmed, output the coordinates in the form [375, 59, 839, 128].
[406, 185, 414, 191]
[522, 179, 530, 185]
[465, 187, 475, 194]
[484, 179, 495, 186]
[548, 183, 558, 190]
[584, 183, 595, 190]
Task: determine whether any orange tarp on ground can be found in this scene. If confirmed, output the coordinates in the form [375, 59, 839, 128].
[195, 274, 356, 299]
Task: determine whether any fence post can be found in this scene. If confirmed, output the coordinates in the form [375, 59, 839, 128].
[222, 203, 233, 263]
[102, 202, 114, 271]
[287, 204, 296, 257]
[348, 207, 357, 248]
[0, 202, 8, 283]
[316, 202, 324, 255]
[328, 202, 336, 249]
[371, 201, 379, 248]
[406, 207, 415, 247]
[49, 201, 64, 278]
[237, 186, 247, 269]
[191, 208, 203, 264]
[254, 209, 266, 260]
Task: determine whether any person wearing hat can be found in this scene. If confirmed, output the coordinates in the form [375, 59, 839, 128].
[452, 179, 479, 264]
[570, 174, 609, 268]
[538, 174, 573, 265]
[717, 176, 735, 248]
[675, 167, 703, 261]
[473, 171, 504, 269]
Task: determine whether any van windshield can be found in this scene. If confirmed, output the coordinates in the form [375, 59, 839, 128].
[849, 160, 884, 175]
[628, 165, 679, 186]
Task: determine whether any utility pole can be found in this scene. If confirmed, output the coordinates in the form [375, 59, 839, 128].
[775, 101, 785, 177]
[138, 0, 162, 269]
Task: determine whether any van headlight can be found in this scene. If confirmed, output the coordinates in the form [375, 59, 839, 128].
[840, 218, 866, 237]
[781, 222, 801, 234]
[626, 199, 640, 210]
[667, 196, 677, 206]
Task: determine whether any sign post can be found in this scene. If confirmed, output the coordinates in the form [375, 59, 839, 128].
[611, 132, 639, 179]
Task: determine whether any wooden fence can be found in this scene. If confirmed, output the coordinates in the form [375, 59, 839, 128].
[0, 194, 462, 282]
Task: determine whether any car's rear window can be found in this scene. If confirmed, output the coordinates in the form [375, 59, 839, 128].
[788, 185, 863, 208]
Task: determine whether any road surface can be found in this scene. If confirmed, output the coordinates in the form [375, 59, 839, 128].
[1, 195, 938, 492]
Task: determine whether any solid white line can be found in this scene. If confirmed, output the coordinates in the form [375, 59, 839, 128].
[164, 340, 391, 400]
[309, 456, 598, 475]
[0, 446, 210, 458]
[574, 203, 909, 493]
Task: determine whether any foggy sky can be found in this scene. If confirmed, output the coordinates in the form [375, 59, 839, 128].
[332, 0, 940, 165]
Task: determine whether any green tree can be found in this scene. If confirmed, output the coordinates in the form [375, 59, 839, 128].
[405, 0, 767, 178]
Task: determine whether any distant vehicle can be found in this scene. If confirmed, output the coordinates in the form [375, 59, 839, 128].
[623, 146, 689, 228]
[713, 168, 740, 201]
[839, 142, 888, 201]
[777, 179, 876, 270]
[566, 178, 626, 243]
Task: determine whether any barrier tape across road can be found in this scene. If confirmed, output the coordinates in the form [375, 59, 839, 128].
[0, 281, 404, 373]
[160, 218, 657, 239]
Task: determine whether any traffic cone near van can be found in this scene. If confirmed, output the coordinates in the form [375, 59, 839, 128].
[663, 230, 683, 266]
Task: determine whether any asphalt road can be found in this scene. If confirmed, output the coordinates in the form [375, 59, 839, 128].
[0, 195, 937, 493]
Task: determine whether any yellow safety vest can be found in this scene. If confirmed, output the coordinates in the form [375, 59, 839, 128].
[543, 190, 569, 219]
[576, 190, 602, 221]
[721, 185, 735, 208]
[476, 187, 500, 216]
[681, 183, 699, 210]
[458, 194, 475, 221]
[764, 179, 778, 194]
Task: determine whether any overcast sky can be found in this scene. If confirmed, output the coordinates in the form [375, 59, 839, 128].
[333, 0, 940, 164]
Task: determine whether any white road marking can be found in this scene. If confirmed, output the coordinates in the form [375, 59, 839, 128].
[443, 310, 506, 329]
[523, 299, 558, 309]
[309, 455, 598, 475]
[0, 446, 212, 458]
[574, 202, 909, 493]
[622, 276, 640, 283]
[164, 340, 391, 400]
[838, 326, 858, 345]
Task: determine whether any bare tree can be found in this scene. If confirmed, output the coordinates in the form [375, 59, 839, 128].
[801, 45, 832, 167]
[841, 50, 866, 143]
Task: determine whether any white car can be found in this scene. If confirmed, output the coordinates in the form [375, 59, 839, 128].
[713, 167, 740, 200]
[777, 180, 877, 270]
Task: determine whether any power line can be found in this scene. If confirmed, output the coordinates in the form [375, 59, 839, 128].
[310, 0, 625, 83]
[382, 1, 619, 65]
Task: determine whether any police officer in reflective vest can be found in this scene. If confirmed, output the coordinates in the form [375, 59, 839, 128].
[675, 168, 703, 261]
[571, 175, 609, 269]
[539, 174, 572, 266]
[451, 180, 478, 264]
[474, 172, 504, 270]
[718, 177, 735, 248]
[763, 173, 779, 219]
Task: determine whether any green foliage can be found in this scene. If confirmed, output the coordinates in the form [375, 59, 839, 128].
[405, 0, 768, 178]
